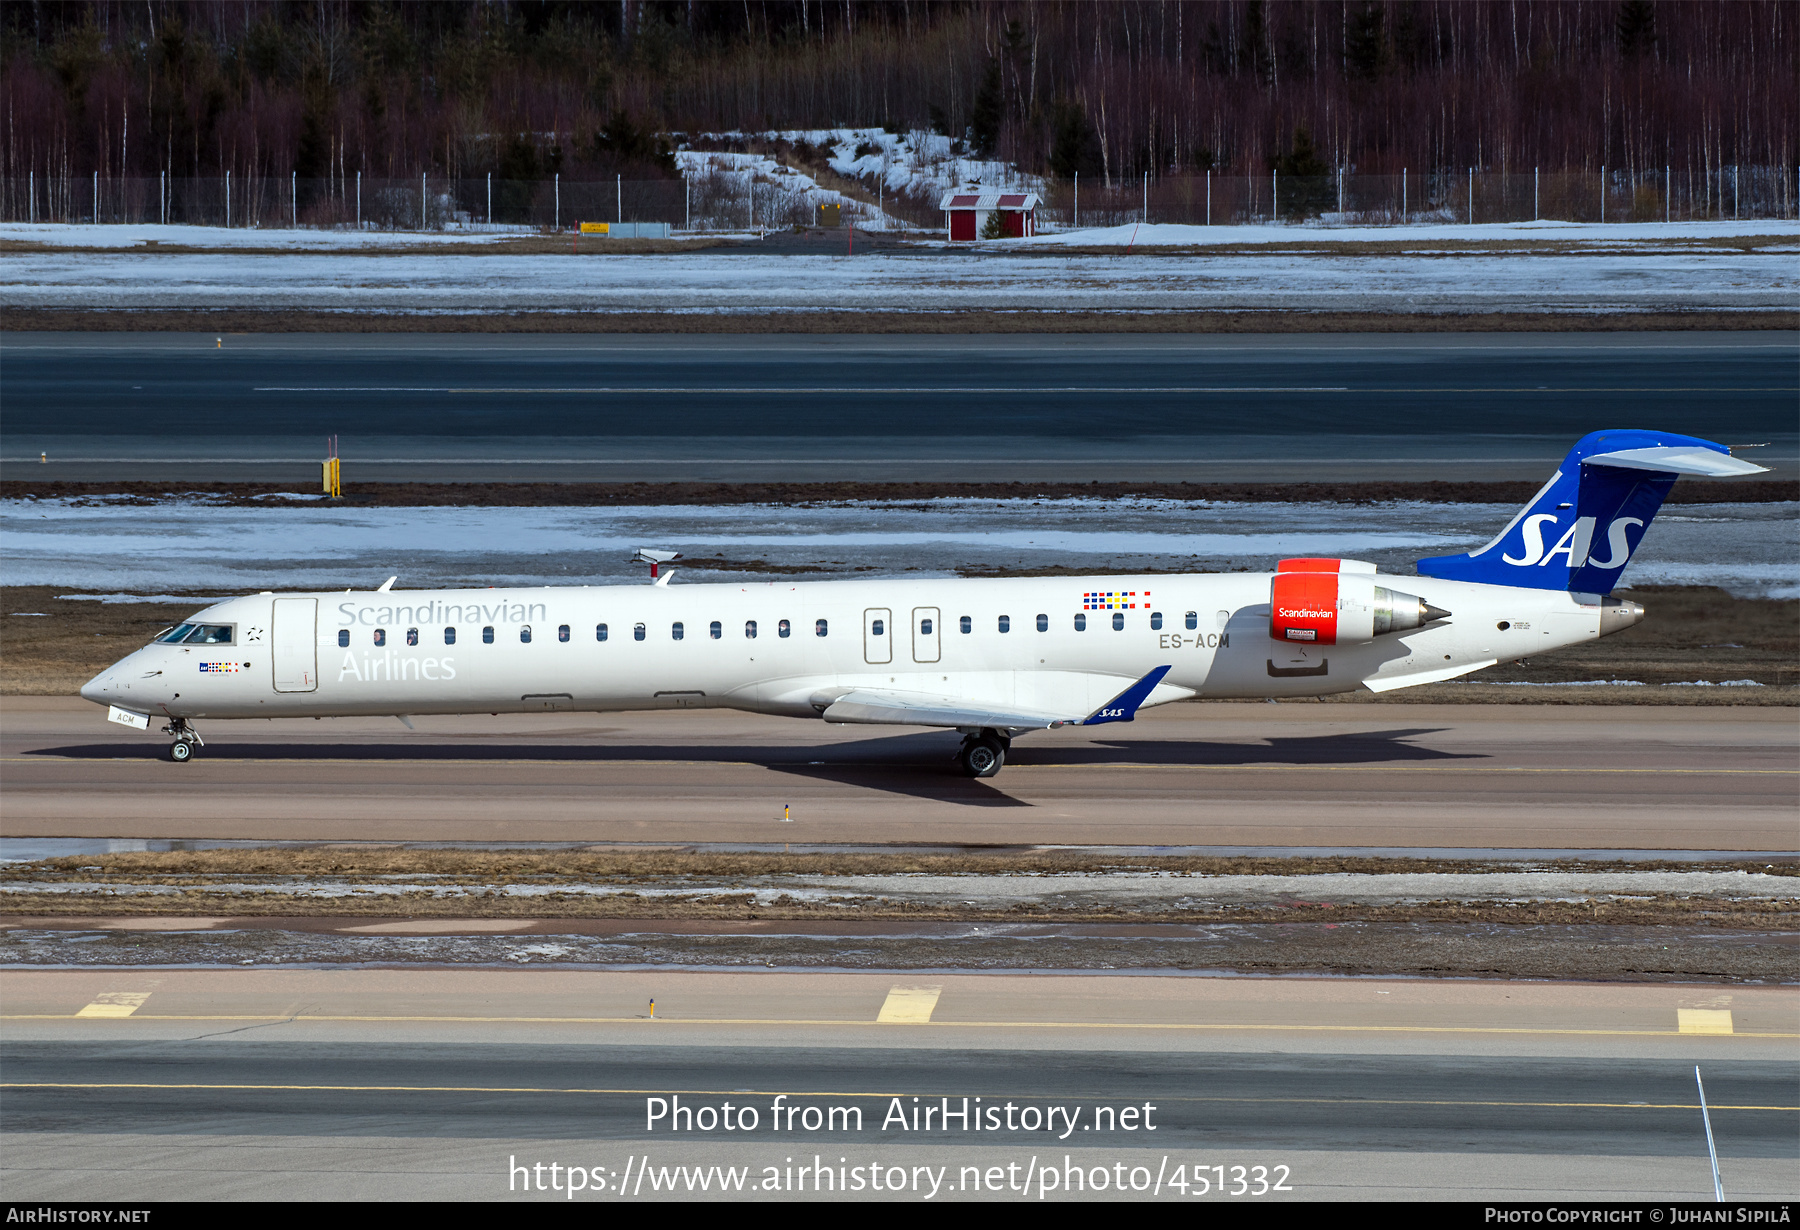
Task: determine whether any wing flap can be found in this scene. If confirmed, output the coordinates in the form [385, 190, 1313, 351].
[820, 689, 1068, 731]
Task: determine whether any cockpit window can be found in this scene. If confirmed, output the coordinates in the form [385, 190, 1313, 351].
[168, 624, 233, 645]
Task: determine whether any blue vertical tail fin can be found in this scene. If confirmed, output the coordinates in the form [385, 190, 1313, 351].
[1416, 430, 1767, 595]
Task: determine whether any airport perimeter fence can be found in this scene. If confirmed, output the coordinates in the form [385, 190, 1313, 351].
[2, 166, 1794, 232]
[1047, 166, 1799, 228]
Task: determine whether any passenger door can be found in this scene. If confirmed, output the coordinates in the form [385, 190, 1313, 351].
[911, 606, 940, 664]
[863, 608, 893, 665]
[272, 598, 318, 693]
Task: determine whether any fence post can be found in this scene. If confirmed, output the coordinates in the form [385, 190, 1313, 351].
[225, 170, 230, 228]
[356, 171, 361, 228]
[1734, 165, 1739, 219]
[1142, 170, 1148, 223]
[291, 170, 297, 227]
[1666, 166, 1670, 223]
[555, 172, 560, 229]
[1205, 169, 1210, 226]
[421, 171, 426, 230]
[160, 171, 165, 225]
[486, 172, 491, 226]
[616, 173, 622, 224]
[1402, 168, 1407, 220]
[93, 170, 98, 224]
[1600, 165, 1604, 222]
[1272, 168, 1277, 222]
[685, 175, 691, 231]
[1338, 165, 1344, 216]
[1073, 171, 1079, 227]
[1534, 166, 1539, 220]
[1468, 167, 1474, 225]
[28, 171, 32, 223]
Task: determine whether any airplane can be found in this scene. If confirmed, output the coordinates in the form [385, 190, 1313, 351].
[80, 430, 1766, 776]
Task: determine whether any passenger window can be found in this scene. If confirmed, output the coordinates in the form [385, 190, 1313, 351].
[483, 626, 495, 643]
[1112, 612, 1124, 631]
[710, 621, 722, 640]
[337, 629, 349, 647]
[779, 619, 791, 638]
[520, 625, 532, 643]
[406, 627, 418, 646]
[1150, 611, 1163, 630]
[672, 622, 684, 641]
[998, 615, 1010, 633]
[1074, 614, 1086, 631]
[815, 618, 828, 637]
[373, 628, 386, 647]
[1185, 611, 1198, 630]
[596, 623, 608, 642]
[633, 623, 646, 641]
[959, 615, 971, 634]
[872, 619, 884, 636]
[444, 626, 456, 645]
[156, 623, 197, 644]
[558, 624, 570, 642]
[921, 618, 933, 635]
[1036, 614, 1048, 632]
[745, 620, 757, 639]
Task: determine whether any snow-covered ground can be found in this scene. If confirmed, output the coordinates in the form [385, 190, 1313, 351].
[0, 222, 530, 249]
[3, 497, 1791, 598]
[3, 246, 1792, 314]
[677, 127, 1039, 231]
[1011, 218, 1800, 248]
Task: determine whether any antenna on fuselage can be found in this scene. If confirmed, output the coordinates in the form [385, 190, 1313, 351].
[632, 549, 681, 582]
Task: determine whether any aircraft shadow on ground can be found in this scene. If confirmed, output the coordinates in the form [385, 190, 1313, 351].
[35, 727, 1478, 807]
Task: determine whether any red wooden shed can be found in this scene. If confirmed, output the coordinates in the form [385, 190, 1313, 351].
[939, 187, 1040, 241]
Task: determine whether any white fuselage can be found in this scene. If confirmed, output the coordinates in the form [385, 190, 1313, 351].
[82, 572, 1614, 727]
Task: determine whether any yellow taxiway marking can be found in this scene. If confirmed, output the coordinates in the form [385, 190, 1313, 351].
[73, 992, 150, 1019]
[5, 1013, 1796, 1039]
[1, 1082, 1792, 1113]
[1678, 1009, 1735, 1035]
[876, 986, 943, 1024]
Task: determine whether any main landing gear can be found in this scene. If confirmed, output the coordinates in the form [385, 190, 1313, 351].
[161, 718, 203, 763]
[958, 729, 1010, 779]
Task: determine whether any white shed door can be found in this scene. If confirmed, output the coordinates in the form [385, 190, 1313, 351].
[272, 598, 318, 693]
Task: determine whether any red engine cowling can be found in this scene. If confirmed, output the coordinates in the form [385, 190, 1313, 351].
[1271, 572, 1343, 643]
[1271, 572, 1451, 645]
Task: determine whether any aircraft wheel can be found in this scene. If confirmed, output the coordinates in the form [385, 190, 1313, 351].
[959, 736, 1005, 779]
[169, 740, 194, 763]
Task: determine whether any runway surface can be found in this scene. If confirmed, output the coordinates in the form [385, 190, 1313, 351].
[2, 970, 1793, 1200]
[5, 332, 1796, 482]
[4, 699, 1794, 849]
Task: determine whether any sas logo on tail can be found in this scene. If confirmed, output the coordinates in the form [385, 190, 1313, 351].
[1503, 516, 1643, 570]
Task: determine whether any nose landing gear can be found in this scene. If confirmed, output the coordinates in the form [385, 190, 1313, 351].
[957, 729, 1010, 779]
[161, 718, 203, 763]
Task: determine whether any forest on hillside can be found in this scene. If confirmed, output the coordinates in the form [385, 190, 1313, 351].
[3, 0, 1794, 190]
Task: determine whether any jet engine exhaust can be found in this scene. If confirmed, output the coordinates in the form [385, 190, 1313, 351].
[1374, 587, 1452, 635]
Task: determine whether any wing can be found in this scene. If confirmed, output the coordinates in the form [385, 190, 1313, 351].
[819, 667, 1173, 732]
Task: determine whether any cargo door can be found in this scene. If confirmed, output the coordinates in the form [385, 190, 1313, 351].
[272, 598, 318, 693]
[911, 606, 941, 664]
[863, 608, 893, 664]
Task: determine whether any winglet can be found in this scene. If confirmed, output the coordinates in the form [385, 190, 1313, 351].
[1080, 666, 1173, 726]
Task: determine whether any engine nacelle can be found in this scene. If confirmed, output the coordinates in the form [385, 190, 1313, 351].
[1270, 572, 1451, 645]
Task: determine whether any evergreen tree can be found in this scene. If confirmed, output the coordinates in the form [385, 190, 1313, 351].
[968, 59, 1003, 157]
[1049, 99, 1102, 180]
[1617, 0, 1658, 58]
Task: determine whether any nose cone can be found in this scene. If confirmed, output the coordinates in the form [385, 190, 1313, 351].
[79, 669, 114, 705]
[1599, 597, 1646, 638]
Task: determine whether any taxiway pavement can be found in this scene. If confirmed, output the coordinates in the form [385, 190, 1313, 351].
[2, 969, 1793, 1201]
[3, 699, 1793, 849]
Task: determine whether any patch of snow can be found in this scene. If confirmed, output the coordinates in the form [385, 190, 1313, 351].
[1011, 218, 1800, 248]
[0, 222, 525, 250]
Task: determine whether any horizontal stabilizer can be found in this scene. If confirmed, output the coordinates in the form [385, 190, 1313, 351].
[1583, 445, 1769, 477]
